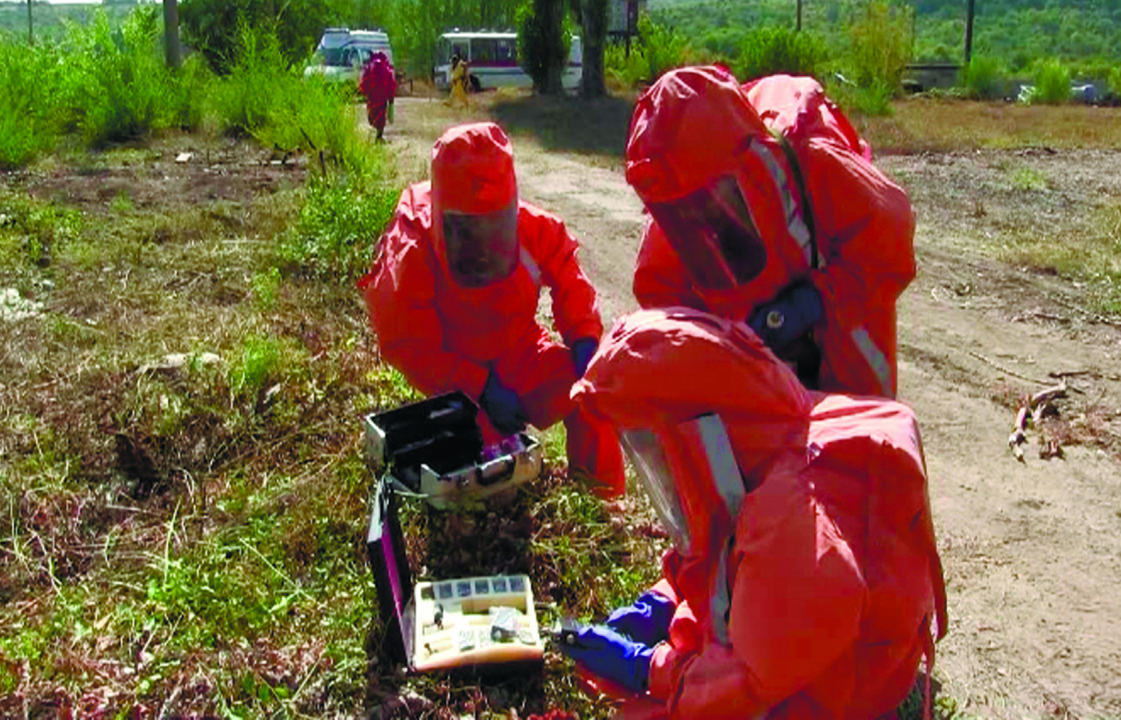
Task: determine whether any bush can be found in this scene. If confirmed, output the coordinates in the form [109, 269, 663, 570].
[826, 76, 895, 117]
[0, 36, 60, 168]
[961, 56, 1006, 100]
[604, 13, 692, 89]
[734, 25, 829, 82]
[844, 0, 913, 93]
[56, 6, 178, 147]
[279, 164, 401, 282]
[1032, 59, 1071, 105]
[208, 21, 292, 137]
[1109, 66, 1121, 99]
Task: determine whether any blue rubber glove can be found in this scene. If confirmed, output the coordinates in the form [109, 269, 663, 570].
[479, 372, 528, 436]
[605, 590, 675, 646]
[748, 281, 824, 351]
[559, 624, 654, 694]
[570, 337, 599, 378]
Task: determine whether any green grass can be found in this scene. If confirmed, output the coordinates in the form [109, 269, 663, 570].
[992, 202, 1121, 315]
[9, 15, 1118, 713]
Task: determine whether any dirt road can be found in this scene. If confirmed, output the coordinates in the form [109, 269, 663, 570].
[389, 97, 1121, 718]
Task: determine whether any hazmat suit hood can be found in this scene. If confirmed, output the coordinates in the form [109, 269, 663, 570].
[572, 307, 813, 553]
[625, 66, 817, 311]
[431, 122, 521, 289]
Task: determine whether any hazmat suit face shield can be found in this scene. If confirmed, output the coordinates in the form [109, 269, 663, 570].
[647, 174, 767, 291]
[621, 428, 691, 551]
[621, 414, 747, 556]
[441, 201, 519, 288]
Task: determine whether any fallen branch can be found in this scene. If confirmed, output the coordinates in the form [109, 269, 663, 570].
[1008, 405, 1030, 463]
[1030, 380, 1068, 408]
[967, 350, 1051, 386]
[1009, 379, 1070, 463]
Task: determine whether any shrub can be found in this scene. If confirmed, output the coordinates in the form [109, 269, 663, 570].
[844, 0, 913, 93]
[1109, 66, 1121, 99]
[1032, 59, 1071, 105]
[279, 166, 400, 282]
[604, 13, 691, 89]
[826, 77, 896, 117]
[56, 6, 178, 147]
[209, 20, 291, 137]
[735, 25, 829, 82]
[961, 56, 1006, 100]
[0, 36, 60, 168]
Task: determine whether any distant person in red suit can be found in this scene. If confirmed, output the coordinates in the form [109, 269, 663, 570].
[359, 51, 397, 142]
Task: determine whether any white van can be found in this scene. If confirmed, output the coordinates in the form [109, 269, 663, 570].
[304, 28, 394, 86]
[433, 31, 582, 92]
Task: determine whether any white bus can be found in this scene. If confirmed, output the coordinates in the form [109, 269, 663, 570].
[433, 31, 582, 92]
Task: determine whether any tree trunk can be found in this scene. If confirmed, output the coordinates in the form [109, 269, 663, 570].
[964, 0, 976, 66]
[580, 0, 607, 98]
[537, 0, 564, 95]
[163, 0, 181, 68]
[27, 0, 32, 45]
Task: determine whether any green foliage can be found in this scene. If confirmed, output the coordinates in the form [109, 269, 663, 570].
[826, 76, 896, 117]
[54, 6, 176, 147]
[179, 0, 335, 74]
[1031, 58, 1072, 104]
[230, 334, 282, 395]
[844, 0, 913, 92]
[250, 267, 282, 310]
[0, 189, 82, 274]
[734, 25, 829, 82]
[604, 13, 691, 89]
[0, 35, 61, 169]
[961, 56, 1006, 100]
[279, 166, 399, 281]
[517, 0, 572, 93]
[207, 20, 291, 137]
[1110, 67, 1121, 99]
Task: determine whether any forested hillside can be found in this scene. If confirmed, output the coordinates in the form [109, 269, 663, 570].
[0, 0, 137, 40]
[649, 0, 1121, 73]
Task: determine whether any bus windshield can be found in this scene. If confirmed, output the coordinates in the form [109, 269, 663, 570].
[321, 48, 348, 67]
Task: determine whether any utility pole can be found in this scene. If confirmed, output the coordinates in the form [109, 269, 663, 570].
[964, 0, 975, 66]
[163, 0, 181, 68]
[27, 0, 33, 45]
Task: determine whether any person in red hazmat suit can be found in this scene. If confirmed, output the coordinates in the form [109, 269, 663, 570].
[626, 66, 916, 397]
[558, 307, 947, 719]
[358, 122, 626, 498]
[359, 51, 397, 141]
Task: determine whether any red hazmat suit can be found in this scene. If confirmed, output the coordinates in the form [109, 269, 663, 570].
[359, 52, 397, 135]
[359, 122, 625, 497]
[571, 307, 947, 719]
[627, 68, 916, 397]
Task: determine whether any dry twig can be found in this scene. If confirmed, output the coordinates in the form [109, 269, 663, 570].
[1009, 379, 1071, 462]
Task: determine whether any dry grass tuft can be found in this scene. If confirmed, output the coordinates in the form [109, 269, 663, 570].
[859, 97, 1121, 154]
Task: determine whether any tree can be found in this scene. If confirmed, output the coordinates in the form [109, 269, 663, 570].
[579, 0, 607, 97]
[518, 0, 568, 94]
[164, 0, 181, 68]
[179, 0, 340, 72]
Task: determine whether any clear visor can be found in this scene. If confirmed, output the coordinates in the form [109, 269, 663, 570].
[621, 428, 691, 551]
[648, 174, 767, 290]
[442, 202, 519, 288]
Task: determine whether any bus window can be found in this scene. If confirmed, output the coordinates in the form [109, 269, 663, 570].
[472, 38, 496, 64]
[452, 42, 469, 62]
[436, 38, 451, 66]
[496, 38, 516, 65]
